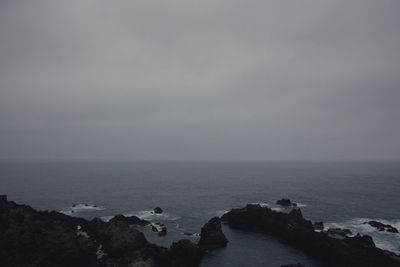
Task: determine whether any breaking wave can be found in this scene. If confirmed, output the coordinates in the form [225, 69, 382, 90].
[325, 218, 400, 254]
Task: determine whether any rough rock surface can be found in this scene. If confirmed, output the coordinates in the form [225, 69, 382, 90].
[276, 198, 297, 207]
[221, 204, 400, 267]
[153, 207, 163, 214]
[326, 228, 352, 237]
[313, 221, 324, 231]
[198, 217, 228, 250]
[365, 220, 399, 233]
[0, 195, 202, 267]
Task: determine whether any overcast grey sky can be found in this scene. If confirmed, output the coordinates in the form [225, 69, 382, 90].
[0, 0, 399, 160]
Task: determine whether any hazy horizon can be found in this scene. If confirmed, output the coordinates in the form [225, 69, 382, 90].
[1, 0, 399, 161]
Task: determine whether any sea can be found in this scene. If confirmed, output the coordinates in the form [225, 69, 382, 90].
[0, 160, 399, 267]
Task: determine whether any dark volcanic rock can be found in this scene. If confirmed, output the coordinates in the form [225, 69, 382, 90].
[0, 195, 202, 267]
[276, 198, 297, 207]
[109, 214, 149, 226]
[150, 223, 167, 236]
[365, 220, 399, 233]
[198, 217, 228, 250]
[326, 228, 352, 237]
[169, 239, 203, 267]
[221, 204, 400, 267]
[313, 221, 324, 231]
[154, 207, 163, 214]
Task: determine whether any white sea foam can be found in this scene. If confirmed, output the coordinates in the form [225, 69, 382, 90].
[60, 204, 105, 216]
[250, 202, 305, 211]
[251, 202, 270, 207]
[134, 210, 180, 221]
[100, 215, 114, 222]
[325, 218, 400, 254]
[183, 232, 200, 237]
[271, 207, 283, 212]
[215, 210, 229, 216]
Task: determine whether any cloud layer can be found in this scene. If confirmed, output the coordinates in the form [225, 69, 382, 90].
[1, 0, 399, 160]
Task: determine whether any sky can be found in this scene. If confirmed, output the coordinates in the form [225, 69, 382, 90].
[0, 0, 399, 161]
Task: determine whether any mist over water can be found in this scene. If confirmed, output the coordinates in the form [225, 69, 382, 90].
[1, 160, 399, 266]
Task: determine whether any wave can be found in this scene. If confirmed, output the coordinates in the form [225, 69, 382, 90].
[325, 218, 400, 254]
[134, 210, 181, 221]
[100, 210, 181, 222]
[250, 202, 306, 211]
[60, 204, 105, 216]
[215, 210, 229, 216]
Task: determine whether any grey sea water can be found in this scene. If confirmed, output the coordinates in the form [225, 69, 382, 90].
[0, 160, 399, 266]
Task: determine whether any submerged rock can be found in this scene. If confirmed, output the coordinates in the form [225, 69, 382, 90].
[198, 217, 228, 250]
[221, 204, 400, 267]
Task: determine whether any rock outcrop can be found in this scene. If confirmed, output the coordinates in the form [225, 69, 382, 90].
[325, 228, 352, 237]
[154, 207, 163, 214]
[0, 195, 202, 267]
[365, 220, 399, 233]
[276, 198, 297, 207]
[221, 204, 400, 267]
[109, 214, 149, 226]
[312, 221, 324, 231]
[198, 217, 228, 250]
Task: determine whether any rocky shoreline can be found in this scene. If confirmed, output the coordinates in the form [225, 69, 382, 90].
[222, 203, 400, 267]
[0, 195, 221, 267]
[1, 195, 399, 267]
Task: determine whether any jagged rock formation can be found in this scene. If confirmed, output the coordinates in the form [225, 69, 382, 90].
[0, 195, 202, 267]
[198, 217, 228, 250]
[276, 198, 297, 207]
[365, 220, 399, 233]
[221, 204, 400, 267]
[154, 207, 163, 214]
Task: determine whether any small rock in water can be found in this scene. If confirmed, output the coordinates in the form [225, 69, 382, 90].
[158, 226, 167, 236]
[365, 220, 399, 233]
[276, 198, 296, 207]
[154, 207, 163, 214]
[184, 232, 194, 236]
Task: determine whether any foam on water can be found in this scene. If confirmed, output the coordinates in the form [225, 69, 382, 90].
[100, 210, 180, 222]
[325, 218, 400, 254]
[215, 210, 229, 216]
[60, 204, 105, 215]
[130, 210, 181, 221]
[100, 215, 114, 222]
[250, 201, 306, 211]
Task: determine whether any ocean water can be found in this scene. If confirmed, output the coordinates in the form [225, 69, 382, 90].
[0, 160, 399, 266]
